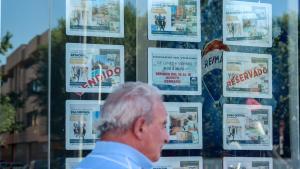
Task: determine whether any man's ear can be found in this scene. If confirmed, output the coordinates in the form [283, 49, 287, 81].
[132, 116, 147, 140]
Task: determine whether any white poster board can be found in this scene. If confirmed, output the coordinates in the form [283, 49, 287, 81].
[65, 158, 83, 169]
[66, 43, 124, 93]
[223, 0, 272, 47]
[223, 104, 273, 150]
[66, 0, 124, 37]
[148, 48, 201, 95]
[223, 51, 272, 98]
[153, 157, 203, 169]
[148, 0, 201, 42]
[223, 157, 273, 169]
[164, 102, 202, 149]
[65, 100, 102, 150]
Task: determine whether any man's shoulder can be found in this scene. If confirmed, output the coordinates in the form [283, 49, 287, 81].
[74, 154, 129, 169]
[74, 141, 153, 169]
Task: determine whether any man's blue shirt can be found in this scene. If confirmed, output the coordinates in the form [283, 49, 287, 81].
[75, 141, 153, 169]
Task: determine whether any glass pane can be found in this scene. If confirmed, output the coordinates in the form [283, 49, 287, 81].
[0, 0, 49, 168]
[49, 0, 299, 168]
[50, 0, 137, 168]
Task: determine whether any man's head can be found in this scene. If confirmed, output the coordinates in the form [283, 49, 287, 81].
[98, 82, 169, 161]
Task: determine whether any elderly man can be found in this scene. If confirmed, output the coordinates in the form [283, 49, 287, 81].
[76, 82, 169, 169]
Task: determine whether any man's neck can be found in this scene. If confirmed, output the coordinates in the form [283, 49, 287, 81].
[100, 131, 152, 162]
[101, 131, 139, 149]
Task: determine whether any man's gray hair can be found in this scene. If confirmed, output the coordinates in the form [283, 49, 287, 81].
[98, 82, 162, 135]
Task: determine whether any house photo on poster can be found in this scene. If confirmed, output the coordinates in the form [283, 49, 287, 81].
[148, 47, 201, 95]
[223, 157, 273, 169]
[223, 51, 272, 98]
[223, 0, 272, 47]
[66, 43, 124, 93]
[164, 102, 202, 149]
[66, 0, 124, 37]
[65, 100, 102, 150]
[223, 104, 273, 150]
[153, 157, 203, 169]
[148, 0, 201, 42]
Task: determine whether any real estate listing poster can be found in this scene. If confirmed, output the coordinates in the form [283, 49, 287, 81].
[153, 157, 203, 169]
[164, 102, 202, 149]
[223, 157, 273, 169]
[223, 51, 272, 98]
[148, 0, 201, 42]
[223, 104, 272, 150]
[65, 158, 83, 169]
[65, 100, 102, 150]
[223, 0, 272, 47]
[66, 43, 124, 93]
[148, 48, 201, 95]
[66, 0, 124, 37]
